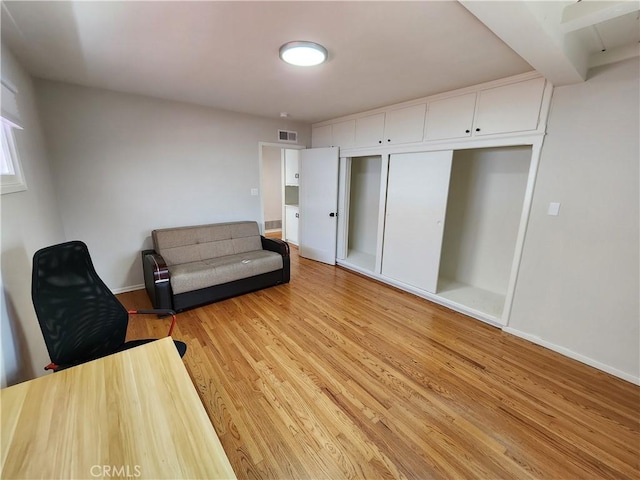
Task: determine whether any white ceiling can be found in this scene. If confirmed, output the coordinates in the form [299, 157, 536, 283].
[1, 1, 638, 124]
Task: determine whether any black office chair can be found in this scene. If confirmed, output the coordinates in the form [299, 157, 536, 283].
[32, 240, 187, 372]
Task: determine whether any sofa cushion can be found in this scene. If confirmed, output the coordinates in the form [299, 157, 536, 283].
[168, 250, 283, 295]
[153, 221, 262, 266]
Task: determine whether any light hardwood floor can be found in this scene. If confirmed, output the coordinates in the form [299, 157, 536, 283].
[120, 246, 639, 479]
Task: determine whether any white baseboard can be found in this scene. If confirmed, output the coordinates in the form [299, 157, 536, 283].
[111, 284, 145, 295]
[503, 327, 640, 386]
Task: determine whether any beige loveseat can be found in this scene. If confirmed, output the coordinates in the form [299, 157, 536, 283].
[142, 221, 290, 311]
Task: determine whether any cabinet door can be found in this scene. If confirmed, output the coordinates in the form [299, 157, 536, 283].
[284, 149, 299, 186]
[424, 93, 476, 141]
[331, 120, 355, 149]
[384, 104, 426, 145]
[285, 206, 299, 245]
[382, 151, 453, 294]
[474, 77, 545, 136]
[312, 125, 332, 148]
[354, 113, 385, 147]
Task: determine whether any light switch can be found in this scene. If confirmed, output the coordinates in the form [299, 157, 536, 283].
[547, 202, 561, 216]
[251, 188, 259, 196]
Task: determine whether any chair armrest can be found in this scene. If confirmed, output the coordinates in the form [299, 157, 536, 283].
[133, 308, 176, 316]
[261, 236, 290, 283]
[142, 250, 170, 283]
[261, 236, 290, 256]
[142, 250, 173, 310]
[128, 309, 177, 337]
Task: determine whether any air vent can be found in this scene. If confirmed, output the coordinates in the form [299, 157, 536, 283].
[278, 129, 298, 143]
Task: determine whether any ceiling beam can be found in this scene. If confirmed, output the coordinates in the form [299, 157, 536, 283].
[459, 0, 588, 86]
[560, 1, 639, 33]
[589, 42, 640, 69]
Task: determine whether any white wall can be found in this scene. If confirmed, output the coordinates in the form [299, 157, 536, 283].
[348, 156, 381, 255]
[35, 80, 310, 291]
[1, 45, 66, 386]
[440, 146, 531, 294]
[261, 146, 283, 228]
[508, 57, 639, 383]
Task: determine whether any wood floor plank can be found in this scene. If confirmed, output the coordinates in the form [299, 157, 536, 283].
[120, 247, 639, 479]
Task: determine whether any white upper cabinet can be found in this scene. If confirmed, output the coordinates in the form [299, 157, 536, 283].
[284, 149, 300, 186]
[331, 120, 356, 149]
[312, 74, 549, 150]
[311, 125, 332, 148]
[473, 77, 546, 136]
[355, 113, 386, 147]
[384, 104, 426, 145]
[312, 121, 355, 149]
[424, 93, 476, 141]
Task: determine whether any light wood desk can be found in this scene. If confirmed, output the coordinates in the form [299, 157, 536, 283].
[1, 337, 237, 479]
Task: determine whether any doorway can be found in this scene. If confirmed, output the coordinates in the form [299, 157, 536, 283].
[259, 143, 303, 242]
[260, 145, 284, 237]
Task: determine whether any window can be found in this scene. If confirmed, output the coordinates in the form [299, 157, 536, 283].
[1, 123, 16, 175]
[1, 80, 26, 194]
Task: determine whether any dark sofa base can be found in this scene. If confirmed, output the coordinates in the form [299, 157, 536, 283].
[172, 270, 286, 312]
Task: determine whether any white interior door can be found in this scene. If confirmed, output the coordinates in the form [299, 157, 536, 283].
[382, 150, 453, 293]
[299, 147, 339, 265]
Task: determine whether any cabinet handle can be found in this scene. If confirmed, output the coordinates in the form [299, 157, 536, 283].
[465, 129, 470, 133]
[387, 139, 391, 142]
[378, 140, 382, 144]
[295, 213, 299, 218]
[475, 128, 481, 132]
[295, 173, 299, 178]
[329, 212, 336, 217]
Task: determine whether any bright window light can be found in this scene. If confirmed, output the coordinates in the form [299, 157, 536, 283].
[1, 123, 15, 175]
[1, 121, 26, 194]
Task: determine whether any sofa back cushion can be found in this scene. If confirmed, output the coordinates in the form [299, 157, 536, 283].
[153, 221, 262, 266]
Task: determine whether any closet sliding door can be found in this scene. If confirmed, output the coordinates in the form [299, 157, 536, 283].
[381, 151, 453, 293]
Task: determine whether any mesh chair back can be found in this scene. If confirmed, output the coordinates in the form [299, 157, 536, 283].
[32, 241, 129, 367]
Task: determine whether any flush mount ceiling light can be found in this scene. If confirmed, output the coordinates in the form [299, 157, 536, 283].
[279, 41, 327, 66]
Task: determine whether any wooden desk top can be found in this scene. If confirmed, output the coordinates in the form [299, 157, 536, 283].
[1, 337, 236, 479]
